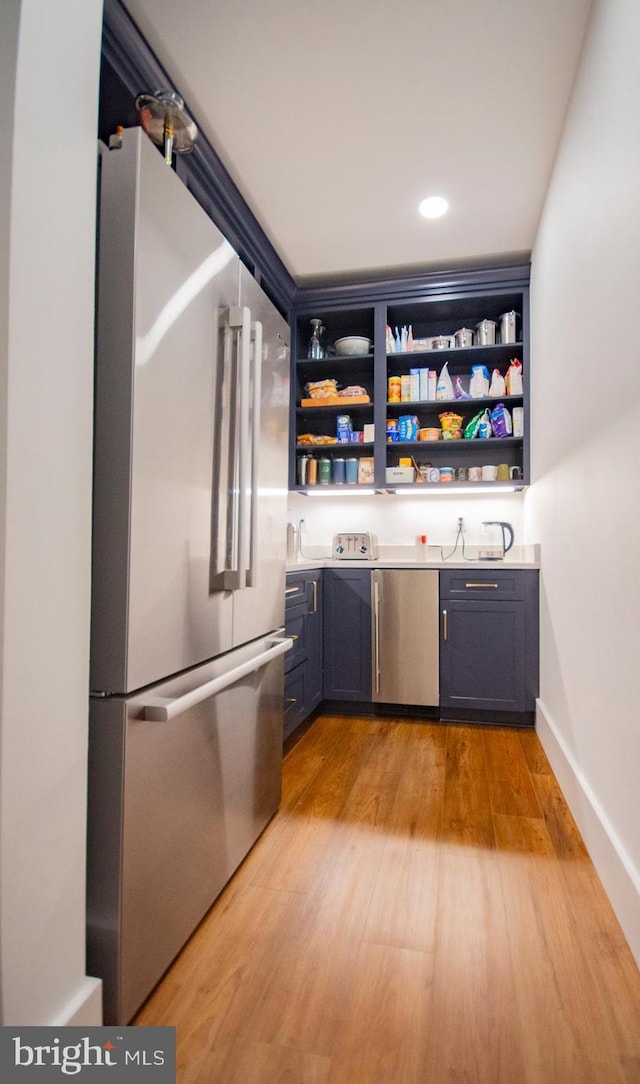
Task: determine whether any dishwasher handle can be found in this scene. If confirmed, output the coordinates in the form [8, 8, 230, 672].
[143, 636, 293, 722]
[373, 578, 381, 694]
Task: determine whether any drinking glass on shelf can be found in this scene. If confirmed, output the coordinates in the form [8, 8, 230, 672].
[308, 318, 325, 359]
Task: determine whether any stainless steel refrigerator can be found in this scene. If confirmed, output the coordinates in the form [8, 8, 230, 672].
[86, 128, 291, 1024]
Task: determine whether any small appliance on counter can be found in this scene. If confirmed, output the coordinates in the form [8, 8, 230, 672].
[479, 521, 514, 561]
[333, 532, 378, 560]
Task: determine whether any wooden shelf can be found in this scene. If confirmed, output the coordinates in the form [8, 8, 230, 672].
[300, 395, 370, 408]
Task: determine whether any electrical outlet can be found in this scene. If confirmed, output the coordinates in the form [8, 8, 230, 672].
[457, 516, 464, 531]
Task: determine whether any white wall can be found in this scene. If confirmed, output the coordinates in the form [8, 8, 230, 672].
[0, 0, 104, 1025]
[527, 0, 640, 964]
[287, 491, 526, 556]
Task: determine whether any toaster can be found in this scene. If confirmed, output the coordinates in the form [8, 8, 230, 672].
[332, 532, 378, 560]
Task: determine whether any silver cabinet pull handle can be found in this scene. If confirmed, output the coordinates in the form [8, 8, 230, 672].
[465, 582, 499, 588]
[310, 579, 318, 615]
[373, 578, 381, 694]
[143, 636, 292, 722]
[443, 608, 448, 641]
[285, 585, 301, 595]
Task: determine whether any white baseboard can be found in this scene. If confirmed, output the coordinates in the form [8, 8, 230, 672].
[49, 976, 103, 1027]
[536, 698, 640, 968]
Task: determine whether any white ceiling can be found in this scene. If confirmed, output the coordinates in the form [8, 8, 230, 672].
[122, 0, 593, 285]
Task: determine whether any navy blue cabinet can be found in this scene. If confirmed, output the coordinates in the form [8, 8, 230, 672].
[439, 569, 539, 726]
[322, 568, 372, 702]
[284, 570, 323, 740]
[290, 267, 530, 494]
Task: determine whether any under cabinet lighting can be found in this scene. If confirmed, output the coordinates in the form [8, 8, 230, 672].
[390, 484, 519, 495]
[300, 485, 523, 496]
[304, 488, 376, 497]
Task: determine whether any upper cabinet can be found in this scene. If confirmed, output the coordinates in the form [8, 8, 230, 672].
[290, 268, 530, 492]
[292, 305, 377, 487]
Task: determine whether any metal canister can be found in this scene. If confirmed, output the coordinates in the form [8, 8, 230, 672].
[297, 454, 311, 485]
[318, 457, 332, 484]
[332, 458, 346, 484]
[307, 457, 318, 485]
[499, 310, 518, 343]
[345, 458, 359, 484]
[454, 327, 474, 348]
[476, 319, 497, 345]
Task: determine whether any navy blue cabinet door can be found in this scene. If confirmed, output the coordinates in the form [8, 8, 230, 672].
[284, 570, 324, 737]
[440, 600, 527, 712]
[305, 573, 323, 713]
[323, 569, 372, 701]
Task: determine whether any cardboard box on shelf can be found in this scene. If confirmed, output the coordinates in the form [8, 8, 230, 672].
[358, 457, 375, 484]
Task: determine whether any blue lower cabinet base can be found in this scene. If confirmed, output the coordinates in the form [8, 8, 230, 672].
[285, 567, 539, 741]
[323, 700, 533, 728]
[439, 707, 535, 728]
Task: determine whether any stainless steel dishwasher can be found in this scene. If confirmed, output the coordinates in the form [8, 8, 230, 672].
[371, 569, 439, 706]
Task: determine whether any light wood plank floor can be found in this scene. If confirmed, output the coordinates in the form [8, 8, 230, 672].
[135, 715, 640, 1083]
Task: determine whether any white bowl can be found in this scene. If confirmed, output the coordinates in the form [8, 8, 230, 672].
[334, 335, 371, 356]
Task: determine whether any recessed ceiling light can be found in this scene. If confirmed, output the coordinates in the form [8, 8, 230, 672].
[418, 195, 449, 219]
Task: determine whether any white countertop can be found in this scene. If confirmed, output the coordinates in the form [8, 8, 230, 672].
[286, 543, 540, 572]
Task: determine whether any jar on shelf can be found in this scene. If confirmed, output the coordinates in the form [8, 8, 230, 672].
[307, 318, 325, 359]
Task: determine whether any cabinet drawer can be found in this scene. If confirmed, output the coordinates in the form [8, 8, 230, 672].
[284, 663, 307, 738]
[284, 605, 306, 672]
[285, 570, 321, 613]
[285, 579, 307, 609]
[440, 569, 533, 602]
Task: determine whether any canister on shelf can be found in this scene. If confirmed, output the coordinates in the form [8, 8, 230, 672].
[307, 457, 318, 485]
[388, 376, 401, 402]
[476, 319, 497, 345]
[297, 454, 311, 485]
[345, 458, 359, 484]
[318, 457, 331, 484]
[499, 310, 518, 343]
[332, 458, 346, 484]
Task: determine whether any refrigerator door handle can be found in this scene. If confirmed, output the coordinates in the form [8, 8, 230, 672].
[235, 305, 252, 589]
[143, 635, 293, 722]
[210, 306, 251, 593]
[245, 319, 262, 587]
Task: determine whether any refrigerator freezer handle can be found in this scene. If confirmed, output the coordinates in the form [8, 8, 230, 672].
[143, 635, 293, 722]
[245, 319, 262, 587]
